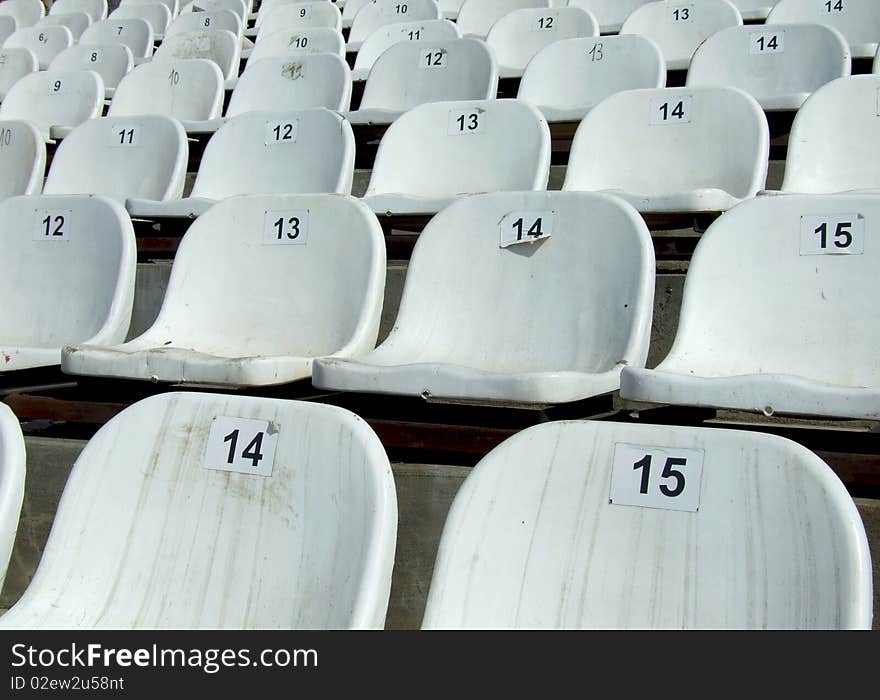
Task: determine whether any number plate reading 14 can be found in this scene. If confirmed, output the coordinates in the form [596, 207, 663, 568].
[650, 96, 692, 124]
[609, 443, 704, 512]
[499, 210, 553, 248]
[204, 416, 279, 477]
[799, 214, 864, 255]
[263, 209, 309, 245]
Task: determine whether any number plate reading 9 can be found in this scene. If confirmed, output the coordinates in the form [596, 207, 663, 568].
[263, 210, 309, 245]
[609, 443, 704, 512]
[204, 416, 279, 477]
[499, 210, 553, 248]
[34, 210, 72, 241]
[799, 214, 864, 255]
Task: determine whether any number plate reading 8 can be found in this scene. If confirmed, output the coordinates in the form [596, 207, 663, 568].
[265, 119, 298, 145]
[799, 214, 864, 255]
[499, 210, 553, 248]
[33, 210, 72, 242]
[448, 109, 484, 134]
[750, 30, 784, 53]
[608, 443, 704, 512]
[263, 209, 309, 245]
[204, 416, 279, 477]
[650, 95, 692, 124]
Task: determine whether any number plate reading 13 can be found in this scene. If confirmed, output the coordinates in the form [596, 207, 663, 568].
[499, 210, 553, 248]
[608, 443, 704, 512]
[204, 416, 279, 477]
[263, 210, 309, 245]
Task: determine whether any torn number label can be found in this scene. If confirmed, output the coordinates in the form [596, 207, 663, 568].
[204, 416, 279, 477]
[499, 210, 553, 248]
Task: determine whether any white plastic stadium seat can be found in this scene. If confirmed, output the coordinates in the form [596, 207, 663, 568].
[0, 120, 46, 200]
[352, 18, 459, 81]
[439, 0, 464, 20]
[341, 0, 372, 29]
[127, 108, 354, 219]
[487, 6, 599, 79]
[120, 0, 180, 22]
[518, 35, 665, 122]
[313, 191, 654, 404]
[63, 194, 385, 387]
[0, 17, 15, 48]
[245, 27, 345, 66]
[347, 0, 442, 52]
[50, 43, 135, 98]
[729, 0, 775, 20]
[687, 23, 850, 111]
[153, 29, 241, 83]
[780, 76, 880, 193]
[182, 0, 248, 22]
[110, 2, 172, 37]
[35, 12, 92, 42]
[50, 0, 108, 23]
[456, 0, 550, 39]
[363, 99, 550, 216]
[2, 25, 74, 70]
[82, 18, 155, 60]
[563, 86, 768, 213]
[621, 194, 880, 420]
[43, 115, 187, 205]
[421, 420, 873, 629]
[620, 0, 743, 71]
[255, 0, 334, 32]
[767, 0, 880, 60]
[0, 70, 104, 140]
[255, 2, 342, 41]
[566, 0, 651, 33]
[0, 392, 397, 629]
[0, 403, 25, 593]
[165, 7, 242, 37]
[0, 0, 46, 29]
[349, 38, 497, 126]
[0, 194, 135, 371]
[0, 48, 39, 101]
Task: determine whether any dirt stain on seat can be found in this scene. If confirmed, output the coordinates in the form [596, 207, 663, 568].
[281, 62, 304, 80]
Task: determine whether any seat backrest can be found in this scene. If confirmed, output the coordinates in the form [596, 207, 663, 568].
[109, 2, 172, 36]
[486, 6, 598, 73]
[366, 98, 550, 198]
[247, 27, 345, 65]
[359, 38, 497, 112]
[0, 0, 46, 29]
[43, 115, 188, 203]
[620, 0, 743, 70]
[183, 0, 247, 22]
[256, 0, 333, 27]
[50, 0, 108, 23]
[656, 194, 880, 386]
[375, 191, 654, 372]
[35, 12, 92, 41]
[421, 419, 873, 629]
[227, 54, 352, 115]
[341, 0, 372, 24]
[0, 402, 24, 593]
[353, 18, 460, 75]
[0, 47, 39, 101]
[81, 17, 155, 59]
[256, 1, 342, 39]
[3, 25, 75, 69]
[166, 7, 241, 37]
[0, 120, 45, 199]
[153, 28, 240, 80]
[563, 86, 768, 200]
[781, 75, 880, 192]
[519, 35, 665, 114]
[348, 0, 442, 47]
[0, 194, 135, 348]
[688, 23, 851, 109]
[566, 0, 651, 32]
[0, 16, 15, 47]
[0, 391, 397, 629]
[49, 43, 134, 92]
[767, 0, 880, 58]
[0, 69, 104, 139]
[109, 58, 224, 120]
[120, 0, 180, 21]
[456, 0, 550, 38]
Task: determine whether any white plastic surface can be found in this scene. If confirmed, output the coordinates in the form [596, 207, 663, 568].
[0, 0, 46, 29]
[255, 2, 342, 41]
[50, 0, 108, 23]
[620, 0, 743, 70]
[82, 17, 155, 59]
[0, 403, 25, 593]
[0, 194, 135, 371]
[255, 0, 334, 30]
[182, 0, 248, 22]
[352, 18, 459, 81]
[439, 0, 464, 19]
[121, 0, 180, 21]
[110, 2, 172, 36]
[0, 392, 397, 629]
[563, 86, 768, 213]
[347, 0, 442, 52]
[166, 8, 242, 38]
[0, 47, 39, 101]
[421, 420, 873, 629]
[767, 0, 880, 59]
[313, 191, 655, 404]
[246, 27, 345, 67]
[687, 23, 850, 111]
[50, 43, 135, 97]
[729, 0, 775, 20]
[0, 120, 45, 200]
[2, 25, 74, 69]
[154, 28, 241, 81]
[456, 0, 550, 39]
[0, 17, 15, 48]
[566, 0, 651, 33]
[36, 12, 92, 41]
[341, 0, 371, 29]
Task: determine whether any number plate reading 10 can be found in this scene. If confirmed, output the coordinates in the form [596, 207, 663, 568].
[799, 214, 864, 255]
[499, 210, 553, 248]
[263, 210, 309, 245]
[204, 416, 279, 477]
[34, 210, 72, 241]
[608, 443, 704, 512]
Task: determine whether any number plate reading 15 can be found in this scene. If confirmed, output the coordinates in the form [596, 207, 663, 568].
[608, 443, 704, 512]
[204, 416, 279, 477]
[499, 210, 553, 248]
[263, 210, 309, 245]
[799, 214, 864, 255]
[34, 210, 72, 241]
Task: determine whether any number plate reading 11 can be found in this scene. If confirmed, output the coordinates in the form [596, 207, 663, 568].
[499, 210, 553, 248]
[204, 416, 279, 477]
[263, 210, 309, 245]
[608, 443, 704, 512]
[799, 214, 864, 255]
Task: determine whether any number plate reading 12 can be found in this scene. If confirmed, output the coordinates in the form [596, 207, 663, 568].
[204, 416, 279, 477]
[608, 443, 704, 512]
[499, 210, 553, 248]
[799, 213, 864, 255]
[263, 210, 309, 245]
[34, 210, 72, 241]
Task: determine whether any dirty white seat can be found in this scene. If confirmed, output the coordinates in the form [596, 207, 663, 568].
[621, 0, 743, 71]
[0, 120, 45, 200]
[351, 18, 459, 81]
[348, 38, 497, 125]
[245, 27, 345, 66]
[486, 6, 599, 79]
[255, 2, 342, 41]
[0, 47, 39, 101]
[127, 108, 353, 219]
[0, 17, 15, 48]
[182, 0, 248, 22]
[347, 0, 442, 52]
[566, 0, 651, 33]
[687, 23, 850, 111]
[518, 35, 665, 122]
[153, 28, 241, 83]
[314, 191, 654, 404]
[254, 0, 335, 32]
[563, 86, 768, 213]
[110, 2, 172, 37]
[43, 115, 187, 206]
[767, 0, 880, 59]
[50, 0, 108, 23]
[621, 194, 880, 420]
[36, 12, 92, 42]
[0, 194, 135, 371]
[456, 0, 550, 39]
[0, 403, 25, 593]
[421, 420, 873, 629]
[2, 25, 75, 69]
[0, 0, 46, 29]
[63, 194, 385, 387]
[363, 99, 550, 215]
[50, 43, 135, 99]
[0, 70, 104, 140]
[82, 17, 155, 60]
[166, 7, 242, 38]
[0, 391, 397, 629]
[108, 58, 224, 131]
[341, 0, 372, 29]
